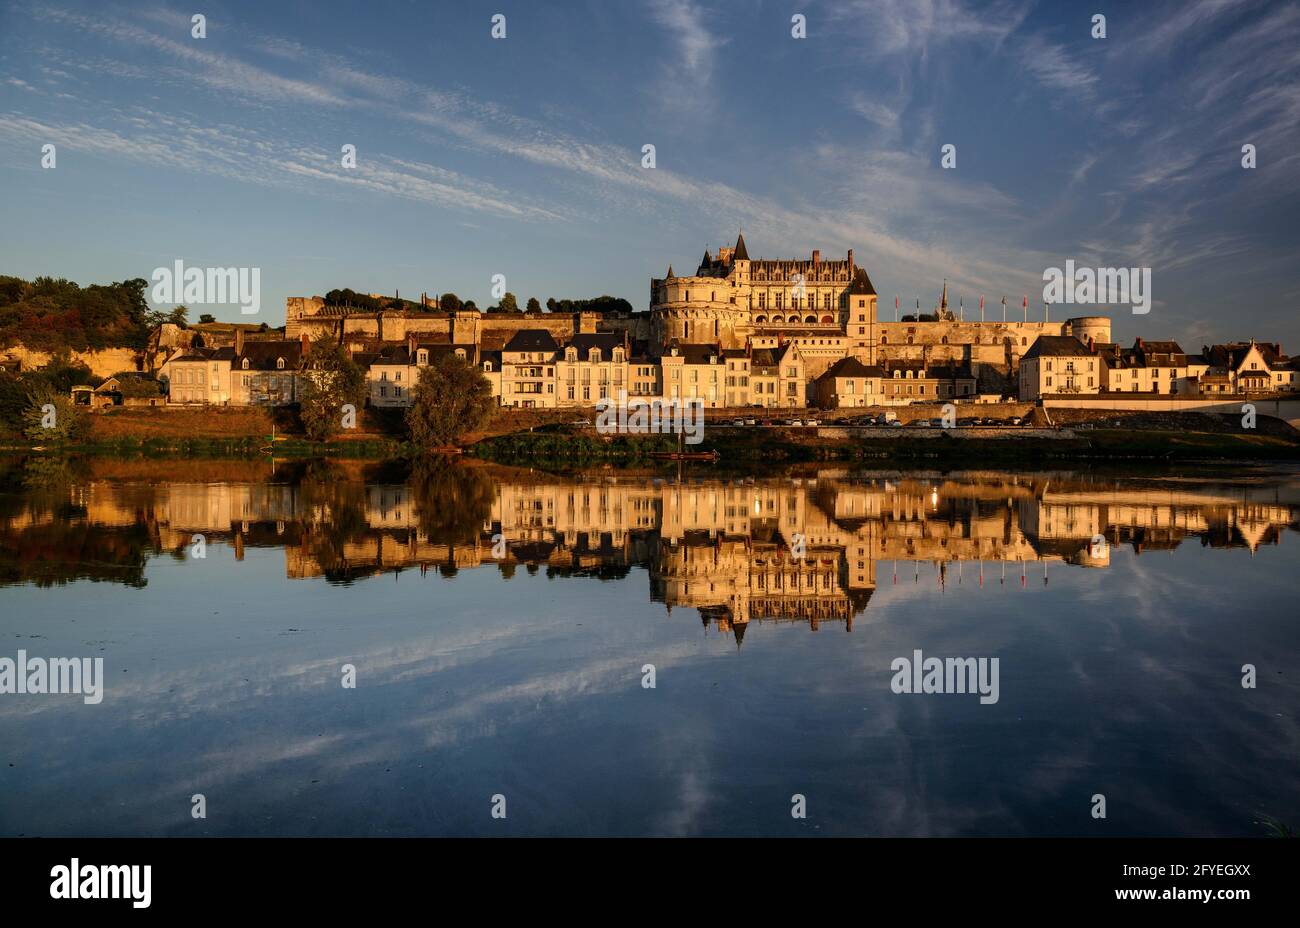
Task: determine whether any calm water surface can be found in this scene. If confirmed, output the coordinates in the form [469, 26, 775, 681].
[1, 455, 1297, 836]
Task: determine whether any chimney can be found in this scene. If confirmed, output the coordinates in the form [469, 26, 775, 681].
[812, 249, 820, 265]
[847, 248, 854, 269]
[408, 333, 417, 357]
[234, 327, 244, 356]
[300, 331, 309, 357]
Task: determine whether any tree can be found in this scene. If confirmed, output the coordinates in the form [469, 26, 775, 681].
[167, 305, 189, 327]
[21, 384, 87, 444]
[497, 292, 519, 313]
[297, 336, 367, 442]
[526, 297, 541, 313]
[439, 292, 462, 313]
[405, 354, 494, 451]
[198, 313, 215, 323]
[546, 298, 558, 313]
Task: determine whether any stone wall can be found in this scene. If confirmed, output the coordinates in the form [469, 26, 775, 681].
[1, 345, 150, 378]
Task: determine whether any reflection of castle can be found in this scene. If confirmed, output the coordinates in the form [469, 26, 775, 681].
[8, 471, 1297, 639]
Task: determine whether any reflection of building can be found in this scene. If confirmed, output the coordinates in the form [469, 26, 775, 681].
[6, 470, 1297, 639]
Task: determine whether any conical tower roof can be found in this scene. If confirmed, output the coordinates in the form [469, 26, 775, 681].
[733, 232, 749, 261]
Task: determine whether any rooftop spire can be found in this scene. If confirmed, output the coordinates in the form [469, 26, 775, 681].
[733, 231, 749, 261]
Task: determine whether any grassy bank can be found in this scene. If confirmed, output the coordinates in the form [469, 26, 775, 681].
[471, 423, 1300, 466]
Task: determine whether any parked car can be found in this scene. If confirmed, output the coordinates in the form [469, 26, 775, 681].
[744, 418, 757, 426]
[789, 419, 804, 427]
[888, 418, 904, 427]
[731, 418, 745, 426]
[805, 418, 819, 427]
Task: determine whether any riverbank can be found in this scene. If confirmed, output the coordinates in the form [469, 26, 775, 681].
[472, 414, 1300, 467]
[3, 405, 1297, 464]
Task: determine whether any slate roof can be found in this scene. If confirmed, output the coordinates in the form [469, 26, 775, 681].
[503, 330, 560, 353]
[820, 357, 881, 380]
[1021, 335, 1095, 360]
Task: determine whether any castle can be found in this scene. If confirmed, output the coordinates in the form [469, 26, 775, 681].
[649, 233, 1110, 389]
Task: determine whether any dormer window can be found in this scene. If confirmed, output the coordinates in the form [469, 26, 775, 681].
[276, 358, 285, 370]
[417, 349, 428, 365]
[566, 348, 577, 361]
[483, 361, 493, 372]
[455, 348, 466, 360]
[589, 349, 600, 363]
[241, 358, 249, 370]
[613, 349, 624, 362]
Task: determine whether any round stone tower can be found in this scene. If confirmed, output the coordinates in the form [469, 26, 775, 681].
[1066, 315, 1111, 346]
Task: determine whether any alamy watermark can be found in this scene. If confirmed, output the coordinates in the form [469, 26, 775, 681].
[0, 650, 103, 704]
[1043, 259, 1151, 315]
[151, 260, 261, 315]
[595, 391, 705, 444]
[890, 649, 999, 704]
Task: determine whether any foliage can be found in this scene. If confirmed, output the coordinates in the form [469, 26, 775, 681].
[405, 354, 494, 450]
[526, 297, 541, 313]
[542, 295, 633, 315]
[489, 292, 519, 313]
[21, 383, 88, 443]
[297, 336, 367, 442]
[0, 275, 153, 352]
[439, 292, 463, 312]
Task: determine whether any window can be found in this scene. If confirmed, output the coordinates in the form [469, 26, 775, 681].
[242, 359, 249, 370]
[276, 358, 285, 370]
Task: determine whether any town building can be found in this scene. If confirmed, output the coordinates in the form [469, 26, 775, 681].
[1019, 335, 1102, 400]
[815, 357, 885, 408]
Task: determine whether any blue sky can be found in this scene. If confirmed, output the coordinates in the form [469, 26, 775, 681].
[1, 0, 1297, 350]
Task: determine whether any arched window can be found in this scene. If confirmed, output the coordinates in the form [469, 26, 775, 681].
[805, 315, 816, 324]
[754, 315, 767, 324]
[880, 335, 888, 345]
[242, 358, 249, 370]
[772, 315, 784, 324]
[906, 336, 914, 345]
[941, 336, 948, 344]
[276, 358, 285, 370]
[820, 315, 834, 324]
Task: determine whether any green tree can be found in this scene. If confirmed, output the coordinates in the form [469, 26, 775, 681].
[21, 384, 87, 444]
[545, 297, 558, 312]
[497, 292, 519, 313]
[167, 305, 189, 327]
[198, 313, 215, 323]
[405, 354, 493, 451]
[297, 336, 367, 442]
[439, 292, 462, 312]
[526, 297, 541, 313]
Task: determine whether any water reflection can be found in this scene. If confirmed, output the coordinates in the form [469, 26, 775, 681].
[2, 456, 1296, 636]
[1, 455, 1298, 836]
